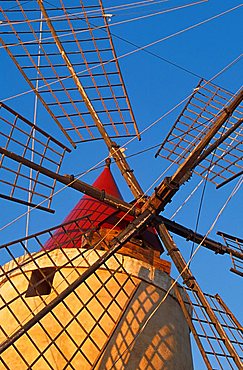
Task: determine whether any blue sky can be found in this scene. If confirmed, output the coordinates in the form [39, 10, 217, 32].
[0, 1, 242, 367]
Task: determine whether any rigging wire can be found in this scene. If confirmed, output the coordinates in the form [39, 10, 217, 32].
[0, 0, 171, 26]
[101, 0, 170, 16]
[45, 0, 171, 17]
[1, 7, 242, 105]
[0, 0, 207, 39]
[187, 113, 235, 264]
[110, 32, 202, 80]
[170, 178, 204, 219]
[73, 114, 218, 178]
[0, 56, 241, 233]
[90, 0, 170, 14]
[108, 175, 243, 369]
[74, 142, 163, 177]
[188, 159, 212, 264]
[0, 0, 215, 88]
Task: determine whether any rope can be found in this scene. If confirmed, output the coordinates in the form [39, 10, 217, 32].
[0, 1, 207, 48]
[0, 0, 170, 27]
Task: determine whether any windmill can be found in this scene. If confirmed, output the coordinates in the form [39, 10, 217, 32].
[0, 1, 242, 369]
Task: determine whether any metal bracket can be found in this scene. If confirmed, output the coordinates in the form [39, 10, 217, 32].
[167, 247, 179, 256]
[183, 276, 196, 288]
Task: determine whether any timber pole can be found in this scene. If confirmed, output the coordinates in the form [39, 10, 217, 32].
[158, 216, 243, 261]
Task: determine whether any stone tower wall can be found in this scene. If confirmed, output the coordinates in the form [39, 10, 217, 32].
[0, 249, 193, 369]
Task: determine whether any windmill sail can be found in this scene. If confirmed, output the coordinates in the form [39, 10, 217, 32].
[156, 80, 243, 187]
[0, 102, 70, 212]
[175, 286, 243, 370]
[0, 1, 140, 147]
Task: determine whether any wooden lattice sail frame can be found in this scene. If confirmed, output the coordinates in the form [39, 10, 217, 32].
[0, 1, 140, 145]
[0, 101, 70, 212]
[156, 79, 243, 188]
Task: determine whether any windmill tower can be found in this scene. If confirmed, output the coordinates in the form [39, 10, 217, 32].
[0, 160, 194, 369]
[0, 1, 242, 369]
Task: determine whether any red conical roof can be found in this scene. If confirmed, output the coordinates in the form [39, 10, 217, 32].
[44, 166, 126, 250]
[44, 165, 162, 251]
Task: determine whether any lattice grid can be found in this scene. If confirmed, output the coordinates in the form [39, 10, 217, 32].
[183, 288, 243, 369]
[156, 80, 243, 187]
[0, 0, 139, 146]
[0, 102, 69, 212]
[218, 231, 243, 278]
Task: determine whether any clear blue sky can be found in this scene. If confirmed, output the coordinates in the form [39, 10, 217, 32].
[0, 1, 242, 368]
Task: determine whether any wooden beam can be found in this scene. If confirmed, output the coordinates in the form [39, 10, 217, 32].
[0, 147, 137, 216]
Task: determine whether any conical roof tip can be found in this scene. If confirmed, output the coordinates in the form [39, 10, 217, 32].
[91, 165, 123, 200]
